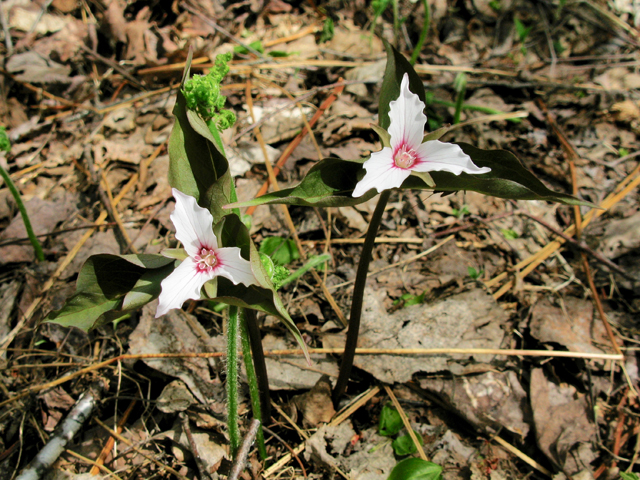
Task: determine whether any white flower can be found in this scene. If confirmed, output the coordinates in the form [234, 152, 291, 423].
[352, 73, 491, 198]
[155, 189, 256, 318]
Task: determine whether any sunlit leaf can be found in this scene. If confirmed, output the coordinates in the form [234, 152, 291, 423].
[387, 458, 443, 480]
[45, 254, 174, 331]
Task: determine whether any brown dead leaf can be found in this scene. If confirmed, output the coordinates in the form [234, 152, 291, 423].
[0, 192, 76, 264]
[291, 375, 335, 428]
[32, 18, 88, 62]
[420, 370, 530, 437]
[128, 304, 227, 412]
[39, 387, 76, 432]
[529, 296, 617, 363]
[530, 369, 597, 475]
[324, 288, 508, 383]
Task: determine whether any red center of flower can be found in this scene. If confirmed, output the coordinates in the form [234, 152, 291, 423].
[394, 145, 417, 169]
[195, 247, 218, 273]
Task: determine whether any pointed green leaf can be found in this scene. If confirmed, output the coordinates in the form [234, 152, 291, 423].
[379, 41, 426, 130]
[392, 432, 423, 456]
[45, 254, 174, 331]
[420, 142, 595, 206]
[387, 458, 443, 480]
[122, 261, 175, 311]
[168, 86, 231, 223]
[226, 158, 376, 209]
[379, 403, 403, 436]
[227, 148, 590, 208]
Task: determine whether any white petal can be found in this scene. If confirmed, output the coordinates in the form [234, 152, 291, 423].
[171, 188, 218, 257]
[414, 141, 492, 176]
[155, 258, 212, 317]
[387, 73, 427, 151]
[352, 148, 412, 197]
[215, 247, 257, 287]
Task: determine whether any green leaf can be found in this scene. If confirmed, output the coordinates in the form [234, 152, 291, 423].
[279, 254, 331, 288]
[620, 473, 639, 480]
[379, 403, 404, 437]
[387, 458, 443, 480]
[210, 214, 309, 361]
[45, 254, 174, 331]
[379, 41, 426, 130]
[426, 143, 595, 206]
[514, 18, 532, 42]
[500, 228, 519, 240]
[259, 237, 300, 266]
[234, 40, 265, 55]
[122, 261, 176, 311]
[394, 291, 426, 307]
[467, 266, 483, 279]
[392, 432, 423, 456]
[320, 17, 334, 43]
[226, 158, 377, 209]
[168, 81, 232, 223]
[228, 146, 592, 209]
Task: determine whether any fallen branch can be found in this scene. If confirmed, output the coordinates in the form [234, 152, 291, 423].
[16, 382, 103, 480]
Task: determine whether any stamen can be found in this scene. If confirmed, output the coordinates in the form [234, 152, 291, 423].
[394, 145, 417, 169]
[195, 247, 218, 273]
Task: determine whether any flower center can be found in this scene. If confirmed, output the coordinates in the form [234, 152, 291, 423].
[195, 247, 218, 273]
[394, 145, 417, 169]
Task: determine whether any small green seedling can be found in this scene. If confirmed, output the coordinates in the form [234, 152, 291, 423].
[320, 17, 334, 43]
[393, 291, 426, 308]
[468, 266, 484, 280]
[451, 205, 470, 218]
[500, 228, 519, 240]
[514, 18, 532, 54]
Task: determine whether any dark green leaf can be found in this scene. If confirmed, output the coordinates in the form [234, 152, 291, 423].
[379, 403, 403, 437]
[168, 87, 232, 223]
[122, 261, 176, 311]
[379, 42, 426, 130]
[392, 432, 423, 456]
[226, 158, 377, 209]
[45, 254, 173, 331]
[259, 237, 300, 265]
[387, 458, 443, 480]
[228, 147, 592, 208]
[425, 143, 594, 206]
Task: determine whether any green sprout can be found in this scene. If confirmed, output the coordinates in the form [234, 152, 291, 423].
[514, 18, 532, 55]
[0, 126, 45, 262]
[182, 53, 236, 131]
[320, 17, 334, 43]
[0, 126, 10, 152]
[468, 266, 484, 280]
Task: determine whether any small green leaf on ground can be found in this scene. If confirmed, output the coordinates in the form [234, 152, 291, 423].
[392, 432, 423, 456]
[259, 237, 300, 265]
[387, 458, 443, 480]
[379, 403, 403, 436]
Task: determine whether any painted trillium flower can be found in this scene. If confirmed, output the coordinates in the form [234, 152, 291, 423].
[352, 73, 491, 198]
[155, 188, 256, 318]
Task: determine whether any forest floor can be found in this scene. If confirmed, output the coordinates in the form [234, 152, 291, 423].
[1, 0, 640, 479]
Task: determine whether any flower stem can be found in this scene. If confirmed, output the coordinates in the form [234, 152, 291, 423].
[410, 0, 430, 65]
[333, 190, 391, 404]
[0, 164, 44, 262]
[227, 305, 240, 458]
[240, 309, 268, 461]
